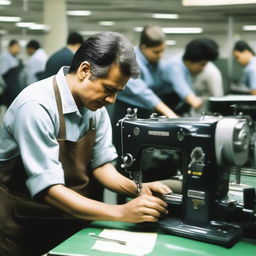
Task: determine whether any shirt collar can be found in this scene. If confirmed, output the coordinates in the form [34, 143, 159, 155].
[135, 46, 150, 66]
[135, 46, 159, 69]
[247, 56, 256, 67]
[55, 66, 82, 117]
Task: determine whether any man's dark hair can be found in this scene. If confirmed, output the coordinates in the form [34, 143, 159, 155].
[69, 31, 139, 79]
[183, 38, 219, 62]
[67, 32, 84, 45]
[233, 40, 255, 55]
[9, 39, 19, 48]
[139, 25, 166, 48]
[26, 40, 40, 50]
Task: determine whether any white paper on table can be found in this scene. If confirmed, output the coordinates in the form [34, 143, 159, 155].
[91, 229, 157, 256]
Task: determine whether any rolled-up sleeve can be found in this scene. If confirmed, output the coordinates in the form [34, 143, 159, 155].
[118, 77, 161, 109]
[90, 108, 118, 169]
[10, 101, 65, 197]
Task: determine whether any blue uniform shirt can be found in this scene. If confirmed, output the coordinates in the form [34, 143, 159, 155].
[44, 47, 74, 78]
[0, 50, 19, 76]
[0, 67, 117, 197]
[241, 56, 256, 90]
[117, 47, 193, 110]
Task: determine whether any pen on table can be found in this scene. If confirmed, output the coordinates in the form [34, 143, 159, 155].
[48, 253, 89, 256]
[89, 233, 127, 245]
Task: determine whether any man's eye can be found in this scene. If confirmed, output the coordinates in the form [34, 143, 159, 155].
[105, 87, 115, 93]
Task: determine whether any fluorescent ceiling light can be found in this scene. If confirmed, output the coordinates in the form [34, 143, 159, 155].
[0, 16, 21, 22]
[0, 0, 11, 5]
[80, 30, 100, 36]
[134, 27, 143, 32]
[243, 25, 256, 31]
[134, 27, 203, 34]
[67, 10, 91, 16]
[163, 27, 203, 34]
[166, 40, 177, 46]
[152, 13, 179, 19]
[16, 22, 35, 28]
[15, 22, 49, 31]
[183, 0, 256, 6]
[29, 24, 49, 31]
[99, 21, 115, 26]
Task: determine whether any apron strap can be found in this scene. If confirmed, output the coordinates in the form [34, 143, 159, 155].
[53, 76, 66, 139]
[89, 116, 96, 131]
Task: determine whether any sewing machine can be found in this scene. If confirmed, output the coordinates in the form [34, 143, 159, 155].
[116, 109, 256, 247]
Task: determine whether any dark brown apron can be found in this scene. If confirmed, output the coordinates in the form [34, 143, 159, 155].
[0, 77, 103, 256]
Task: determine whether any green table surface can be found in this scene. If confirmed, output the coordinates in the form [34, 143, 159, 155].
[48, 220, 256, 256]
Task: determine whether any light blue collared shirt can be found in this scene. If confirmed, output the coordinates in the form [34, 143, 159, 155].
[20, 48, 47, 87]
[241, 56, 256, 90]
[117, 47, 193, 110]
[0, 50, 20, 89]
[0, 50, 19, 76]
[0, 67, 117, 197]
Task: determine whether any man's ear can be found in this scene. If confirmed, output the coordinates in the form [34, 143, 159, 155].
[140, 44, 148, 51]
[77, 61, 91, 80]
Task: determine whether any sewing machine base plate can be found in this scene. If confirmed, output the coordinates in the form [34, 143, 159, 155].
[153, 216, 242, 248]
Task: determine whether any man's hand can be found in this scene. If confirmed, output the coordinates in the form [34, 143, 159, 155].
[118, 193, 168, 223]
[140, 181, 172, 196]
[185, 93, 203, 109]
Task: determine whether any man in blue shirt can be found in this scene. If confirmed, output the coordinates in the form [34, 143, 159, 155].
[233, 40, 256, 94]
[0, 39, 22, 106]
[0, 32, 170, 256]
[114, 25, 178, 121]
[20, 40, 47, 87]
[113, 26, 219, 125]
[43, 31, 84, 78]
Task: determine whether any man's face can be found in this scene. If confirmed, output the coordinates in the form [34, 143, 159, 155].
[27, 47, 35, 56]
[10, 43, 21, 56]
[233, 50, 250, 66]
[185, 60, 208, 75]
[78, 64, 129, 111]
[141, 43, 166, 64]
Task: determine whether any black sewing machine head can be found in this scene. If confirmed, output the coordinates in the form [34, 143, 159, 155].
[116, 109, 256, 247]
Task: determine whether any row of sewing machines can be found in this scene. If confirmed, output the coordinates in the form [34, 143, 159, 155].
[115, 95, 256, 248]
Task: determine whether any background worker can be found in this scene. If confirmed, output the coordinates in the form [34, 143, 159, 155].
[0, 39, 22, 107]
[233, 40, 256, 94]
[20, 39, 47, 87]
[163, 38, 219, 115]
[112, 25, 178, 124]
[0, 31, 170, 256]
[43, 31, 84, 78]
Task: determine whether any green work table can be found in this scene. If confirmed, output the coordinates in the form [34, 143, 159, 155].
[47, 220, 256, 256]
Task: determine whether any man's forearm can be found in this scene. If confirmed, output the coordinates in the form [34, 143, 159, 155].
[44, 184, 123, 221]
[155, 102, 178, 118]
[93, 163, 138, 197]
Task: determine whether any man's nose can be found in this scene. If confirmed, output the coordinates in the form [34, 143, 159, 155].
[105, 93, 117, 104]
